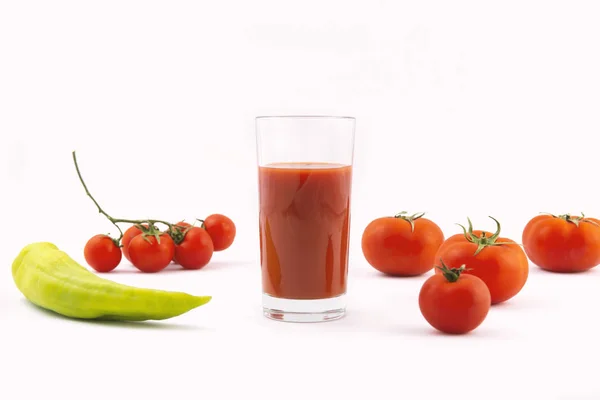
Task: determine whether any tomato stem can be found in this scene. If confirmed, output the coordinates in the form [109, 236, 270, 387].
[72, 151, 175, 245]
[541, 212, 599, 228]
[456, 216, 512, 256]
[170, 224, 194, 245]
[393, 211, 425, 233]
[436, 260, 467, 283]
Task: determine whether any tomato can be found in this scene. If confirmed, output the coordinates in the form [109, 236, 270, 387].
[173, 227, 214, 270]
[437, 229, 488, 254]
[122, 224, 147, 263]
[419, 262, 491, 334]
[170, 221, 193, 262]
[434, 217, 529, 304]
[84, 234, 122, 273]
[361, 212, 444, 276]
[522, 213, 600, 272]
[128, 233, 175, 273]
[203, 214, 236, 251]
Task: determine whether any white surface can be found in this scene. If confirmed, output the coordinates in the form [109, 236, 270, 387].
[2, 1, 600, 399]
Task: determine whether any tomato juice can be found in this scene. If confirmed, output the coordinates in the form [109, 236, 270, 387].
[258, 162, 352, 300]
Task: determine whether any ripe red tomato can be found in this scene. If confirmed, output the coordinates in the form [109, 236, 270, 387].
[174, 227, 214, 270]
[419, 262, 491, 334]
[170, 221, 193, 262]
[436, 229, 487, 254]
[434, 217, 529, 305]
[361, 212, 444, 276]
[122, 224, 147, 262]
[203, 214, 236, 251]
[84, 234, 122, 273]
[128, 233, 175, 273]
[522, 213, 600, 272]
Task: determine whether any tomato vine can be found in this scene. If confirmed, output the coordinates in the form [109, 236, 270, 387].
[72, 151, 177, 246]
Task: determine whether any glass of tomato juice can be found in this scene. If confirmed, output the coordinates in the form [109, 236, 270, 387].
[256, 116, 355, 322]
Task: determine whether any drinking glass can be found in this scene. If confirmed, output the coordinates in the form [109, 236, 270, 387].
[256, 116, 355, 322]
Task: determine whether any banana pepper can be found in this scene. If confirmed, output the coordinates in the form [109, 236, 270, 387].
[12, 242, 211, 321]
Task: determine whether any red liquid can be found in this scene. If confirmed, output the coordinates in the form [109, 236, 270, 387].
[258, 162, 352, 300]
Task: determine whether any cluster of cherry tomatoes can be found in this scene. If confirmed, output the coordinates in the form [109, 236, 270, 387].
[361, 212, 600, 334]
[71, 151, 237, 274]
[84, 214, 236, 273]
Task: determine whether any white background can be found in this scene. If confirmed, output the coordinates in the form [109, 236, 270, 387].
[1, 1, 600, 399]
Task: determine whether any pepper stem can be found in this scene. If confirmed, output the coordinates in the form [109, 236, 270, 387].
[436, 260, 467, 283]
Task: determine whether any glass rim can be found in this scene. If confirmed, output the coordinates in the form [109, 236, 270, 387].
[255, 115, 355, 121]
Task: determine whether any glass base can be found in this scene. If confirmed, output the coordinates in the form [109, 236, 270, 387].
[262, 293, 346, 323]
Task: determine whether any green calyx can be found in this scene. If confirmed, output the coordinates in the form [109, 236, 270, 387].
[393, 211, 425, 233]
[139, 223, 164, 244]
[436, 260, 467, 283]
[457, 216, 507, 256]
[542, 212, 599, 228]
[109, 236, 120, 248]
[169, 224, 193, 245]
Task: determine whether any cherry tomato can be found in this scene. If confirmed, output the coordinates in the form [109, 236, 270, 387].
[522, 213, 600, 272]
[122, 224, 147, 263]
[128, 233, 175, 273]
[174, 227, 214, 270]
[203, 214, 236, 251]
[361, 212, 444, 276]
[84, 234, 122, 273]
[170, 221, 193, 262]
[175, 221, 192, 229]
[434, 217, 529, 305]
[419, 263, 491, 334]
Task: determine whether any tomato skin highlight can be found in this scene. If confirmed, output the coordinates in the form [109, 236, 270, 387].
[419, 273, 491, 334]
[129, 234, 175, 273]
[122, 224, 146, 263]
[174, 227, 214, 270]
[361, 216, 444, 276]
[522, 215, 600, 272]
[84, 234, 122, 273]
[203, 214, 236, 251]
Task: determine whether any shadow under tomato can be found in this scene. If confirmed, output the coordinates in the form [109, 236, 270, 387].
[351, 267, 433, 281]
[489, 300, 516, 309]
[393, 323, 506, 339]
[21, 299, 209, 331]
[528, 265, 600, 275]
[102, 260, 254, 275]
[98, 262, 185, 274]
[374, 271, 433, 281]
[207, 260, 254, 269]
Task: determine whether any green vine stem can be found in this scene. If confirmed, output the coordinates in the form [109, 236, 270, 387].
[436, 260, 467, 283]
[540, 212, 599, 228]
[72, 151, 176, 246]
[393, 211, 425, 232]
[457, 216, 515, 256]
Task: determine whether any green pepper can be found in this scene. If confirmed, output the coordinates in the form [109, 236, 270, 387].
[12, 242, 211, 321]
